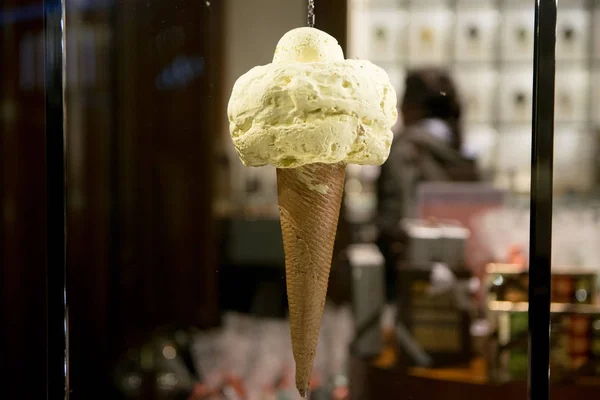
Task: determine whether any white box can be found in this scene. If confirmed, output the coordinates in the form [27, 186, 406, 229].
[496, 126, 531, 174]
[501, 8, 535, 61]
[361, 0, 397, 6]
[463, 125, 498, 173]
[556, 9, 590, 61]
[411, 0, 451, 7]
[454, 68, 498, 123]
[554, 125, 595, 192]
[407, 8, 452, 66]
[498, 68, 533, 123]
[495, 125, 533, 193]
[555, 68, 589, 122]
[364, 9, 407, 62]
[348, 2, 404, 60]
[454, 8, 500, 62]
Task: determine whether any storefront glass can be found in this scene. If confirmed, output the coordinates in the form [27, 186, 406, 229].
[2, 1, 599, 399]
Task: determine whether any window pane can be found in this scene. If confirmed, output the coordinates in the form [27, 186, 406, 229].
[5, 0, 600, 398]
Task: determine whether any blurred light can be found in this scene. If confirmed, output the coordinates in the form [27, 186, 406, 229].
[333, 386, 349, 399]
[469, 277, 481, 293]
[155, 56, 205, 90]
[334, 374, 348, 387]
[157, 373, 178, 389]
[124, 374, 142, 390]
[345, 178, 362, 193]
[162, 345, 176, 360]
[359, 165, 380, 181]
[493, 275, 504, 286]
[593, 319, 600, 331]
[575, 288, 587, 302]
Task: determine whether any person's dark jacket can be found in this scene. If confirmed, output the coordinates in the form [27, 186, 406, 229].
[375, 120, 479, 300]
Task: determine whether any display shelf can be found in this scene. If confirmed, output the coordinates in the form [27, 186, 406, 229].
[349, 351, 600, 400]
[347, 0, 600, 195]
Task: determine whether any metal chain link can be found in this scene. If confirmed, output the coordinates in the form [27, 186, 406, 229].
[307, 0, 315, 27]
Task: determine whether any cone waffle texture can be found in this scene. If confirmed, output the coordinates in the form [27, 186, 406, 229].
[276, 162, 346, 396]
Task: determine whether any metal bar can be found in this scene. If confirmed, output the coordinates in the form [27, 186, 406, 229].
[44, 0, 67, 398]
[528, 1, 556, 400]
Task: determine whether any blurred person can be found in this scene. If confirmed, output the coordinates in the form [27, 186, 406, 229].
[376, 67, 479, 302]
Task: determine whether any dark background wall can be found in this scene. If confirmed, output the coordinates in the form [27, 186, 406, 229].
[0, 0, 346, 398]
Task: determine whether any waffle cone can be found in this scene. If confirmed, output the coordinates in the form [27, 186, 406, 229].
[276, 162, 346, 397]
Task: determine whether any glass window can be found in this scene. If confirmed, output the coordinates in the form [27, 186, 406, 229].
[2, 0, 600, 399]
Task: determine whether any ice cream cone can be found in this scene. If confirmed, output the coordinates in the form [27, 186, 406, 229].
[276, 162, 346, 397]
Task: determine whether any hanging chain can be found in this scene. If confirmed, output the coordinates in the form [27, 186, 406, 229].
[307, 0, 315, 27]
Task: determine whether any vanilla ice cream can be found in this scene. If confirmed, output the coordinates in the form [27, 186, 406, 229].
[227, 27, 397, 168]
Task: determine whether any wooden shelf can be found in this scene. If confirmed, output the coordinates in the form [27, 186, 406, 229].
[349, 354, 600, 400]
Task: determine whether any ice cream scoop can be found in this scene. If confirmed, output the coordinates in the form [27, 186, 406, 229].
[227, 27, 397, 398]
[228, 28, 397, 168]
